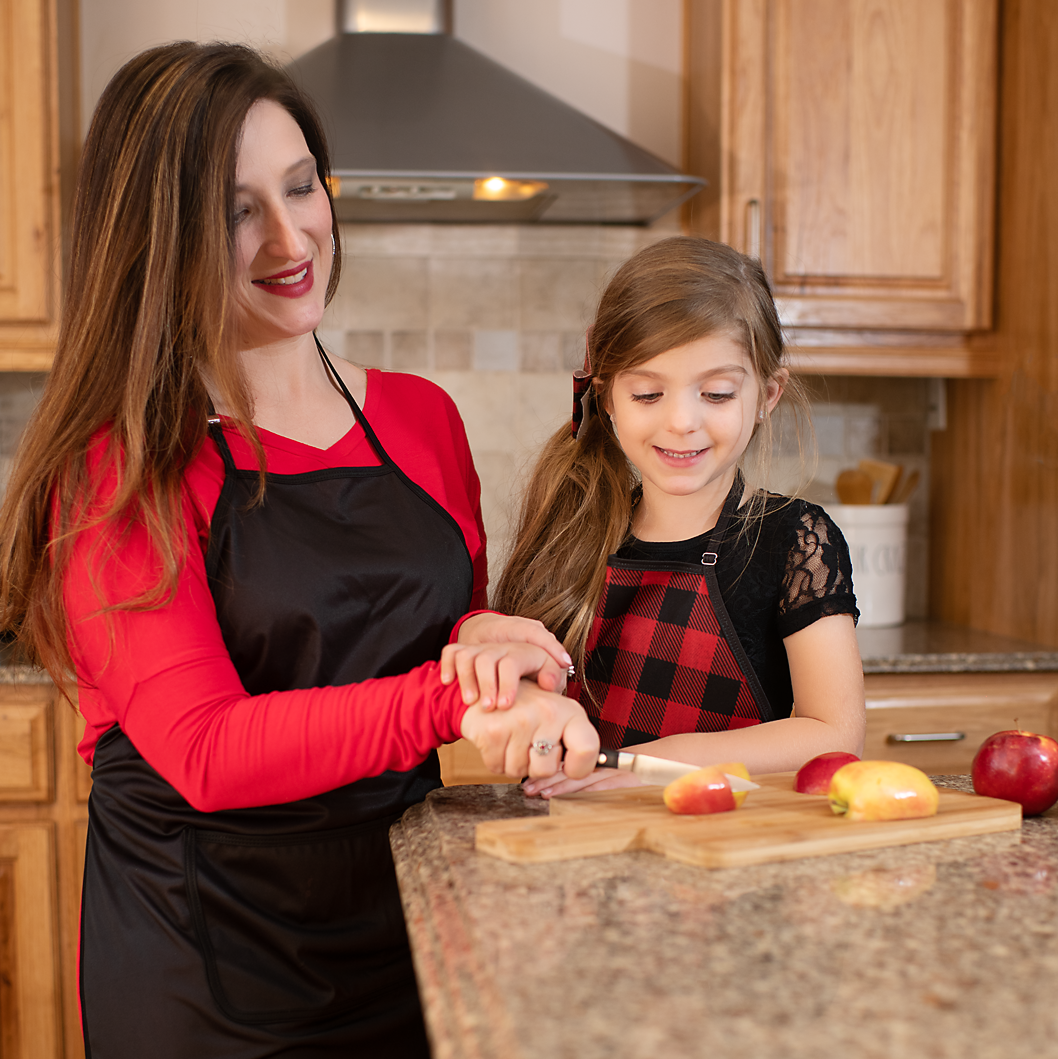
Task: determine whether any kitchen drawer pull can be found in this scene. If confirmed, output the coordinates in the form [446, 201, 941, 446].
[886, 732, 966, 744]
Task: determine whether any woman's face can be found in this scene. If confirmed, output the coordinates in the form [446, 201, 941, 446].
[230, 99, 333, 350]
[604, 332, 782, 505]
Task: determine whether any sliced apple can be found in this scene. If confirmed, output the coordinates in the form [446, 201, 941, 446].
[828, 761, 939, 822]
[715, 761, 752, 807]
[663, 766, 736, 815]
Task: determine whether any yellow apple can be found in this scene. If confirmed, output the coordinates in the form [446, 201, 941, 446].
[828, 761, 939, 822]
[663, 766, 736, 815]
[714, 761, 752, 807]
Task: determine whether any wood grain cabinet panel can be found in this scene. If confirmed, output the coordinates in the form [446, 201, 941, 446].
[864, 672, 1058, 774]
[0, 0, 60, 368]
[0, 684, 87, 1059]
[720, 0, 998, 332]
[688, 0, 1000, 372]
[0, 824, 61, 1059]
[0, 691, 52, 802]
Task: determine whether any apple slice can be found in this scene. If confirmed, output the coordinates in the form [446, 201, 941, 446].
[828, 761, 938, 822]
[663, 766, 736, 815]
[714, 761, 752, 807]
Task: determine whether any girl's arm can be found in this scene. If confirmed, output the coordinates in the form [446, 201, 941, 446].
[524, 613, 865, 797]
[642, 613, 865, 768]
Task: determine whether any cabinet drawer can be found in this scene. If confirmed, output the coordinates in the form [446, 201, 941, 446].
[864, 672, 1058, 774]
[0, 690, 52, 802]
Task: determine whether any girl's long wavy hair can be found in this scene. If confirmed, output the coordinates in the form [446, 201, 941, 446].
[494, 236, 811, 669]
[0, 42, 341, 690]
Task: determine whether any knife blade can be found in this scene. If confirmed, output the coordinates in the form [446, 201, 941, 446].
[596, 748, 760, 792]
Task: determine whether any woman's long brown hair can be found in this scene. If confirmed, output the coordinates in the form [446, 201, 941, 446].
[0, 42, 341, 691]
[494, 236, 810, 670]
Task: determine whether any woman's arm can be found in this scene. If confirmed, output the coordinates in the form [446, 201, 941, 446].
[68, 489, 590, 812]
[524, 614, 865, 797]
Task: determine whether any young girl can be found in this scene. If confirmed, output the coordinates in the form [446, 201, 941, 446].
[496, 236, 866, 797]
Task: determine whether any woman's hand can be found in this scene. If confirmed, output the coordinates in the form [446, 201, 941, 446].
[459, 679, 598, 780]
[522, 768, 645, 799]
[441, 613, 572, 708]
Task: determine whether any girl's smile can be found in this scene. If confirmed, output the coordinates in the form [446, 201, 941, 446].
[605, 332, 783, 539]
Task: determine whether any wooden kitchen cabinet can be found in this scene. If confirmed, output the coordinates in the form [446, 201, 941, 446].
[687, 0, 1000, 375]
[0, 682, 88, 1059]
[0, 0, 62, 369]
[864, 671, 1058, 774]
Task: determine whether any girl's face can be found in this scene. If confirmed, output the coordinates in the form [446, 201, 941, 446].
[605, 332, 783, 505]
[230, 99, 333, 350]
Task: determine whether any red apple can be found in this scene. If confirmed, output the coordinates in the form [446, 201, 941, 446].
[663, 766, 736, 815]
[972, 730, 1058, 815]
[794, 751, 861, 794]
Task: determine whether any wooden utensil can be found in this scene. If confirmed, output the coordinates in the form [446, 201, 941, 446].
[858, 458, 903, 503]
[835, 468, 874, 504]
[474, 773, 1021, 868]
[889, 468, 921, 504]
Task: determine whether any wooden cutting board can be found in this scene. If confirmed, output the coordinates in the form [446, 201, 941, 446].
[474, 772, 1022, 868]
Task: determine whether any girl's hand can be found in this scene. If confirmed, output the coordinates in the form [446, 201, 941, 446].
[522, 768, 645, 799]
[440, 641, 563, 708]
[442, 613, 573, 708]
[459, 679, 599, 780]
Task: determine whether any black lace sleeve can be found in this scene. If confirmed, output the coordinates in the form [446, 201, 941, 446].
[776, 504, 859, 638]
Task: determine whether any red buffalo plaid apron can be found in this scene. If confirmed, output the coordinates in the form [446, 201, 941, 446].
[569, 497, 770, 749]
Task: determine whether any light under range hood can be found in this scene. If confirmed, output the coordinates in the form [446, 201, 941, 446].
[287, 7, 705, 225]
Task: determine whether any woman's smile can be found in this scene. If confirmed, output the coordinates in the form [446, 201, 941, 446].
[231, 99, 333, 348]
[253, 259, 314, 298]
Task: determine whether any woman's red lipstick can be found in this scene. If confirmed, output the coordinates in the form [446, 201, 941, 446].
[252, 259, 313, 298]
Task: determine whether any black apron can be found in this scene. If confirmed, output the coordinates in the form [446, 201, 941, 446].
[569, 485, 771, 748]
[80, 346, 474, 1057]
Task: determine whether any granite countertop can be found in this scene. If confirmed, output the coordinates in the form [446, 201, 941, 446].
[392, 779, 1058, 1059]
[1, 621, 1055, 685]
[857, 619, 1058, 674]
[0, 663, 57, 684]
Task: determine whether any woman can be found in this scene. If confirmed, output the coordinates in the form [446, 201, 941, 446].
[0, 42, 596, 1057]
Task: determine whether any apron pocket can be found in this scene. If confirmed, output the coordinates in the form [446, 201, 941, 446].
[184, 816, 416, 1025]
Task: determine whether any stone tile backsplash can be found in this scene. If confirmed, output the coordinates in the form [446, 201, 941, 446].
[0, 224, 936, 620]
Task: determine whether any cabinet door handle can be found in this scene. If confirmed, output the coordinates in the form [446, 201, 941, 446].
[886, 732, 966, 744]
[746, 198, 761, 259]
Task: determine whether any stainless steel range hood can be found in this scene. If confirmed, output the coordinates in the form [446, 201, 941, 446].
[287, 3, 705, 224]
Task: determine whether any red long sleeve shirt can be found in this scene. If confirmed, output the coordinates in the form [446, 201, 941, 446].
[67, 370, 487, 811]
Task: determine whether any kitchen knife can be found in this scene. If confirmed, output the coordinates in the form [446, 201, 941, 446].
[596, 748, 760, 792]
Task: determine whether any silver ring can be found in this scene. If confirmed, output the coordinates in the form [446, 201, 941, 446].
[532, 739, 556, 755]
[566, 665, 576, 679]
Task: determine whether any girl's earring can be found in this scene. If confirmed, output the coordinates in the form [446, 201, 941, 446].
[758, 409, 765, 422]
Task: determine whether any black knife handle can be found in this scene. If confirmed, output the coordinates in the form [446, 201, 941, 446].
[597, 747, 621, 769]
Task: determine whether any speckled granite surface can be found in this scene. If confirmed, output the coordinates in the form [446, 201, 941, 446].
[858, 620, 1058, 674]
[392, 780, 1058, 1059]
[0, 663, 56, 684]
